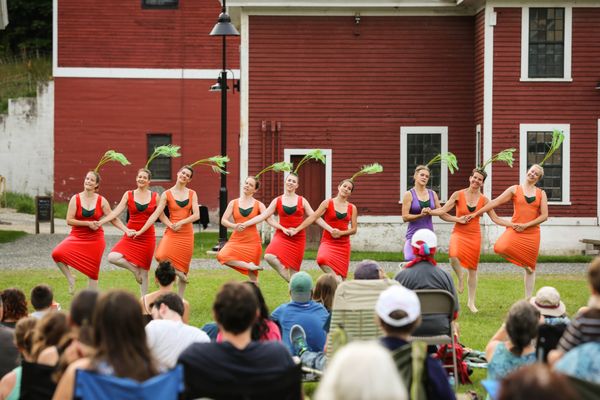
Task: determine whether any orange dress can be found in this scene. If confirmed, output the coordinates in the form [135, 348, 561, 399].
[155, 189, 195, 274]
[216, 199, 262, 276]
[449, 190, 487, 270]
[493, 186, 543, 270]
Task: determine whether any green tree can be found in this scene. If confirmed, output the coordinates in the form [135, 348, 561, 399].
[0, 0, 52, 58]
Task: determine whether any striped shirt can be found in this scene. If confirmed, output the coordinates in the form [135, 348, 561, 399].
[558, 308, 600, 352]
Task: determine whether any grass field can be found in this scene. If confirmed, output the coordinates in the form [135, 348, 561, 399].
[0, 56, 52, 113]
[0, 267, 590, 397]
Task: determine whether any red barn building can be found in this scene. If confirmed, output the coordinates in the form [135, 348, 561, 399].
[55, 0, 600, 253]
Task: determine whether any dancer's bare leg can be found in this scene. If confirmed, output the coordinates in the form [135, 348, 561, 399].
[139, 269, 149, 296]
[264, 254, 290, 282]
[449, 257, 464, 294]
[248, 270, 258, 283]
[319, 265, 343, 282]
[177, 275, 187, 298]
[288, 268, 297, 280]
[88, 278, 98, 291]
[524, 268, 535, 298]
[107, 252, 142, 284]
[56, 262, 76, 295]
[466, 269, 478, 313]
[225, 261, 264, 272]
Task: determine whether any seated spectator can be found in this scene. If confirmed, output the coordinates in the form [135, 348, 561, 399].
[141, 261, 190, 324]
[554, 341, 600, 385]
[30, 285, 59, 320]
[549, 257, 600, 366]
[486, 300, 538, 383]
[216, 282, 281, 342]
[312, 273, 338, 333]
[354, 259, 386, 280]
[1, 288, 28, 329]
[271, 272, 329, 354]
[314, 341, 408, 400]
[53, 290, 159, 400]
[31, 312, 70, 367]
[529, 286, 569, 362]
[178, 282, 298, 400]
[377, 285, 455, 400]
[0, 317, 37, 399]
[498, 364, 577, 400]
[0, 295, 20, 379]
[146, 293, 209, 369]
[394, 229, 459, 336]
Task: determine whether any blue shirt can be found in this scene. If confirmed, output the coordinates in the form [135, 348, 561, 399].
[271, 301, 329, 353]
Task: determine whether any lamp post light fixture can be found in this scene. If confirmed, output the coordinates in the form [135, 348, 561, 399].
[210, 0, 239, 251]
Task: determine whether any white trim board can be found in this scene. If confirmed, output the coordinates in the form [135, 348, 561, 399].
[400, 126, 449, 202]
[53, 67, 240, 80]
[597, 119, 600, 223]
[284, 149, 333, 200]
[519, 123, 570, 205]
[482, 5, 495, 199]
[520, 6, 572, 82]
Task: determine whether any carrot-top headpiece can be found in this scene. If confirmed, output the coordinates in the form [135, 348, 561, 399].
[145, 145, 181, 169]
[93, 150, 130, 173]
[426, 152, 459, 174]
[254, 161, 293, 180]
[478, 148, 516, 171]
[292, 149, 326, 175]
[539, 129, 565, 166]
[188, 155, 230, 174]
[349, 163, 384, 181]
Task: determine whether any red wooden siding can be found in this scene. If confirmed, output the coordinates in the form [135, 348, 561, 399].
[492, 8, 600, 217]
[57, 0, 239, 69]
[54, 78, 240, 208]
[248, 16, 476, 215]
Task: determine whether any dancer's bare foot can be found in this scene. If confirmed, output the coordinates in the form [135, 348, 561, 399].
[246, 263, 264, 271]
[467, 303, 478, 313]
[67, 276, 76, 295]
[175, 270, 189, 283]
[133, 269, 143, 285]
[457, 272, 465, 294]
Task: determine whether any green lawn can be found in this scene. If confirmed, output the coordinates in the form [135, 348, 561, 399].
[0, 229, 27, 243]
[0, 267, 590, 397]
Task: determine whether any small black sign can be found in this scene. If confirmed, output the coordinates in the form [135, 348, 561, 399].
[36, 196, 52, 222]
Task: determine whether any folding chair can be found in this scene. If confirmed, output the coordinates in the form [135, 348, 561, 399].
[20, 360, 57, 400]
[325, 279, 400, 359]
[74, 365, 184, 400]
[410, 289, 458, 390]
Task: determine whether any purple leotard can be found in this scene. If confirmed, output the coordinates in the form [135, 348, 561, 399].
[404, 188, 435, 261]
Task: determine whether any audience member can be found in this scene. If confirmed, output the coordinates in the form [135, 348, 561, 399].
[146, 293, 209, 369]
[30, 285, 58, 320]
[31, 312, 70, 367]
[271, 272, 329, 353]
[354, 259, 386, 280]
[376, 285, 455, 400]
[498, 364, 578, 400]
[486, 300, 538, 383]
[178, 282, 298, 400]
[0, 317, 37, 399]
[314, 341, 408, 400]
[53, 290, 159, 399]
[312, 273, 338, 312]
[554, 341, 600, 384]
[394, 229, 459, 336]
[141, 261, 190, 324]
[1, 288, 28, 329]
[529, 286, 569, 362]
[549, 257, 600, 365]
[0, 295, 20, 379]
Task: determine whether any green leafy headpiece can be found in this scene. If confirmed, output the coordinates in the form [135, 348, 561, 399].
[539, 129, 565, 166]
[478, 148, 516, 171]
[254, 161, 293, 179]
[93, 150, 131, 173]
[145, 145, 181, 169]
[188, 155, 230, 174]
[349, 163, 384, 181]
[292, 149, 326, 175]
[425, 152, 459, 174]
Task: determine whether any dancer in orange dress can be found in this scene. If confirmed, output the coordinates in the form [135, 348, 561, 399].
[470, 164, 548, 298]
[52, 170, 130, 293]
[136, 165, 200, 297]
[427, 168, 509, 312]
[217, 176, 266, 282]
[293, 163, 383, 280]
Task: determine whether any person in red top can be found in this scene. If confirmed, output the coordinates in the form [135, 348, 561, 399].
[98, 168, 161, 296]
[52, 171, 130, 293]
[242, 173, 332, 282]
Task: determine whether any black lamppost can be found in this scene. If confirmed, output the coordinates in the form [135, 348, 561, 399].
[210, 0, 239, 250]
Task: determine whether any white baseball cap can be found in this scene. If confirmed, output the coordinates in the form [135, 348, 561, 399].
[375, 285, 420, 327]
[411, 228, 437, 249]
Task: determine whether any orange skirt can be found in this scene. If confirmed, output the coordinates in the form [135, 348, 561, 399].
[155, 224, 194, 274]
[217, 229, 262, 276]
[449, 228, 481, 270]
[494, 226, 540, 270]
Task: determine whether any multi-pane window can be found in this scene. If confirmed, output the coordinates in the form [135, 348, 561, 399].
[528, 8, 564, 78]
[406, 134, 442, 197]
[526, 131, 562, 202]
[147, 134, 172, 180]
[142, 0, 178, 9]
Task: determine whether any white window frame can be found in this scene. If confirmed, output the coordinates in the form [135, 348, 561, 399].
[520, 6, 572, 82]
[283, 148, 332, 200]
[519, 123, 570, 205]
[400, 126, 449, 202]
